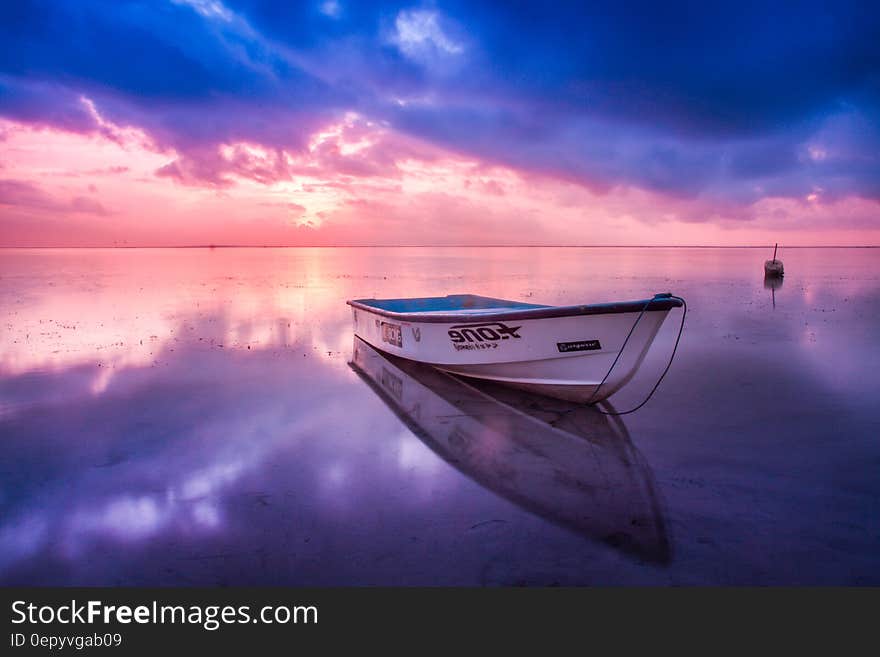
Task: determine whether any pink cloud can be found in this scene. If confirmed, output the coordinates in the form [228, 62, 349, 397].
[152, 114, 442, 189]
[69, 196, 109, 215]
[1, 116, 879, 247]
[0, 179, 108, 216]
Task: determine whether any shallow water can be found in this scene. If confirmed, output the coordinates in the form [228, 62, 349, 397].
[0, 247, 878, 585]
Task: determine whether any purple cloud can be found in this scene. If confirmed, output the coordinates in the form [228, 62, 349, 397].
[0, 0, 877, 211]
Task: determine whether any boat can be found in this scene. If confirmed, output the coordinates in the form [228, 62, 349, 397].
[764, 243, 784, 278]
[347, 291, 684, 403]
[349, 337, 670, 563]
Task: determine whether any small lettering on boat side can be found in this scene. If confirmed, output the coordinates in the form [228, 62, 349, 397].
[453, 342, 499, 351]
[557, 339, 602, 353]
[448, 321, 522, 351]
[381, 322, 403, 347]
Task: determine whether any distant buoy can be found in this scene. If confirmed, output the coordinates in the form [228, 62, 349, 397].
[764, 243, 784, 278]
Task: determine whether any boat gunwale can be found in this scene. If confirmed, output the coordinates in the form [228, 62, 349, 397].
[347, 295, 683, 324]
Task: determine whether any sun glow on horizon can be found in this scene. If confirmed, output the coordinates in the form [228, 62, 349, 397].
[2, 111, 879, 247]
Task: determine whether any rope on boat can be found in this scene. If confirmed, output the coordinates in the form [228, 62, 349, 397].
[588, 293, 688, 416]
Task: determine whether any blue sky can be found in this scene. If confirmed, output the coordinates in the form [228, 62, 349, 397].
[1, 1, 878, 245]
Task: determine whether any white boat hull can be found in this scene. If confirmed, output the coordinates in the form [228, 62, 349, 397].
[348, 295, 680, 403]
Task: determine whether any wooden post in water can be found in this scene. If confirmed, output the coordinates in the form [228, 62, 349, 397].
[764, 243, 784, 278]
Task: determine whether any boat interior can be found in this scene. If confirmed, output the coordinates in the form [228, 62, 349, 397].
[353, 294, 548, 315]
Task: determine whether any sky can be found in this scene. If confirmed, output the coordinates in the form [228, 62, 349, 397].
[0, 0, 878, 246]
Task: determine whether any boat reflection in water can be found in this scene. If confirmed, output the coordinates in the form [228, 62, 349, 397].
[350, 337, 670, 564]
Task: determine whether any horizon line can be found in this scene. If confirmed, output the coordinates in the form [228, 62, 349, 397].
[0, 244, 878, 249]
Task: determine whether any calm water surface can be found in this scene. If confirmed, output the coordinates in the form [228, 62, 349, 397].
[0, 247, 878, 585]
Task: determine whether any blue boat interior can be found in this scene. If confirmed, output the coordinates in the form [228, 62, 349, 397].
[349, 293, 683, 320]
[354, 294, 547, 314]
